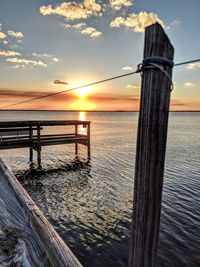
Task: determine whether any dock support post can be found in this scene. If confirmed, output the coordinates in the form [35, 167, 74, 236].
[37, 125, 41, 169]
[75, 124, 78, 156]
[29, 126, 33, 163]
[128, 23, 174, 267]
[87, 123, 91, 158]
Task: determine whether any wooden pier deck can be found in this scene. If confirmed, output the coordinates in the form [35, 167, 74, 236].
[0, 120, 91, 168]
[0, 158, 82, 267]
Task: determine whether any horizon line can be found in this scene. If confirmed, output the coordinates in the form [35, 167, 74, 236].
[0, 110, 200, 112]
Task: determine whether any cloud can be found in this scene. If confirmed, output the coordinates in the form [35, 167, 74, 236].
[0, 49, 21, 57]
[52, 57, 59, 62]
[0, 89, 77, 112]
[63, 22, 87, 29]
[81, 27, 102, 37]
[110, 12, 165, 32]
[9, 64, 26, 69]
[187, 62, 200, 69]
[32, 52, 60, 62]
[126, 84, 139, 89]
[122, 66, 133, 70]
[166, 20, 180, 30]
[0, 89, 47, 98]
[110, 0, 133, 10]
[53, 80, 68, 85]
[63, 23, 72, 29]
[0, 89, 75, 100]
[33, 52, 52, 58]
[171, 20, 180, 26]
[63, 22, 102, 38]
[88, 93, 139, 102]
[0, 23, 6, 39]
[7, 30, 24, 38]
[6, 57, 47, 67]
[73, 22, 87, 30]
[40, 0, 101, 21]
[0, 31, 6, 39]
[184, 82, 195, 88]
[170, 98, 200, 111]
[84, 0, 101, 12]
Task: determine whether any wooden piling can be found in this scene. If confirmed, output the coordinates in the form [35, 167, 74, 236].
[37, 124, 41, 168]
[128, 23, 174, 267]
[87, 123, 91, 158]
[29, 126, 33, 163]
[75, 124, 78, 155]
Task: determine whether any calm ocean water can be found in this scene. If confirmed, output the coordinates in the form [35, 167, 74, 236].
[0, 111, 199, 267]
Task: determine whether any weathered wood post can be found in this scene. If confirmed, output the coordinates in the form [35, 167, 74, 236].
[37, 124, 41, 169]
[87, 122, 91, 158]
[29, 126, 33, 163]
[128, 23, 174, 267]
[75, 124, 78, 156]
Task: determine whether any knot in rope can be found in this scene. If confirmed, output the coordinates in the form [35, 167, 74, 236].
[137, 56, 174, 91]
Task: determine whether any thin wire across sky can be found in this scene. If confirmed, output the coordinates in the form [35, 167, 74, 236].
[1, 58, 200, 110]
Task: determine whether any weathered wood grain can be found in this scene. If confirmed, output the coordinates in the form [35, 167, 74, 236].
[0, 158, 83, 267]
[128, 23, 174, 267]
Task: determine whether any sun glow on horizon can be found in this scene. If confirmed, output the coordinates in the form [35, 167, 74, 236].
[66, 80, 96, 110]
[69, 98, 95, 110]
[68, 80, 93, 98]
[76, 86, 92, 98]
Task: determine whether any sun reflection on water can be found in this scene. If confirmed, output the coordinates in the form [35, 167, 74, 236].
[79, 112, 87, 134]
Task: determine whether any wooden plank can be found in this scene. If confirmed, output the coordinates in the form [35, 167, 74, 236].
[0, 130, 30, 137]
[0, 127, 38, 132]
[35, 137, 88, 147]
[0, 161, 50, 266]
[128, 23, 174, 267]
[0, 134, 78, 143]
[0, 158, 83, 267]
[39, 133, 76, 138]
[0, 137, 88, 150]
[0, 120, 91, 128]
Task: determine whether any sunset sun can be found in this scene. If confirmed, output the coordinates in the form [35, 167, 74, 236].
[67, 82, 95, 110]
[76, 86, 92, 98]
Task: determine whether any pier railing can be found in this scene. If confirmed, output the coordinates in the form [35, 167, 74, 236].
[0, 120, 91, 168]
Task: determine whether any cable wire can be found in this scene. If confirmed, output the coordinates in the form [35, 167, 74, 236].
[0, 70, 139, 110]
[1, 58, 200, 110]
[174, 58, 200, 67]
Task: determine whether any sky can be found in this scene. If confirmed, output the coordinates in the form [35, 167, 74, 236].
[0, 0, 200, 111]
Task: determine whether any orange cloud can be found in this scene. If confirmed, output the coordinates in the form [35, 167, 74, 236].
[0, 89, 199, 111]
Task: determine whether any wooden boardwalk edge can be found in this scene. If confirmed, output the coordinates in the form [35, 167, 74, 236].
[0, 158, 82, 267]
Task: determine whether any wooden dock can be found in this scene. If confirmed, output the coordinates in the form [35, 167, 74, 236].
[0, 158, 82, 267]
[0, 120, 91, 168]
